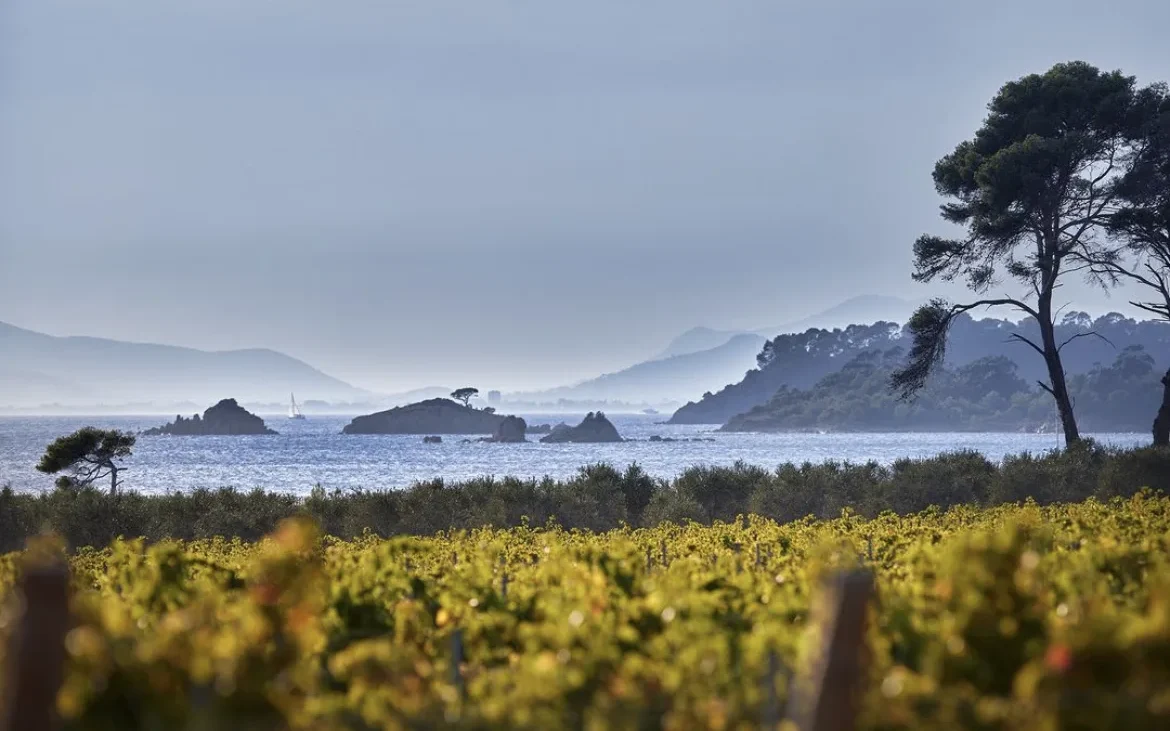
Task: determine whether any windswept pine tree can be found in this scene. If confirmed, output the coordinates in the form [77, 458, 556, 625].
[893, 62, 1157, 447]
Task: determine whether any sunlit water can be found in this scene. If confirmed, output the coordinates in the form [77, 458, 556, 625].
[0, 414, 1149, 495]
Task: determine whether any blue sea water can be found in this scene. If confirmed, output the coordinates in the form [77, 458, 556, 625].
[0, 414, 1149, 495]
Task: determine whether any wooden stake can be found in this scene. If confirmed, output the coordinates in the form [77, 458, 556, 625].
[761, 649, 782, 729]
[451, 629, 466, 701]
[784, 571, 873, 731]
[1, 561, 70, 731]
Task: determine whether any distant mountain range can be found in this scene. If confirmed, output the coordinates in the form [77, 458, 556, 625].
[507, 296, 923, 406]
[0, 320, 371, 410]
[0, 295, 925, 412]
[507, 333, 768, 407]
[657, 295, 923, 359]
[376, 386, 455, 405]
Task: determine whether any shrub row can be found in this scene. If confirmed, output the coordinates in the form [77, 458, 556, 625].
[2, 442, 1167, 551]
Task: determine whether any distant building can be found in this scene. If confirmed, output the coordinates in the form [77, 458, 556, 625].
[487, 390, 502, 405]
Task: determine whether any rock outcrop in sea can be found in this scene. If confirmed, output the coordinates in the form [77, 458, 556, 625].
[539, 412, 623, 443]
[342, 398, 513, 435]
[143, 398, 277, 436]
[491, 415, 527, 443]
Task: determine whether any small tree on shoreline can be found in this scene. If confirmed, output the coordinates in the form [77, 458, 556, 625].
[36, 427, 136, 495]
[451, 387, 479, 408]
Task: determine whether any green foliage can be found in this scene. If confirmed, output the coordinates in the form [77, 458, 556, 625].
[676, 462, 771, 522]
[1097, 84, 1170, 442]
[451, 387, 479, 407]
[882, 451, 998, 515]
[730, 344, 1166, 433]
[677, 310, 1170, 427]
[1106, 83, 1170, 320]
[2, 448, 1168, 552]
[895, 61, 1158, 446]
[35, 426, 136, 494]
[675, 321, 904, 424]
[2, 498, 1169, 729]
[619, 464, 656, 525]
[991, 440, 1111, 506]
[921, 62, 1139, 279]
[890, 300, 952, 399]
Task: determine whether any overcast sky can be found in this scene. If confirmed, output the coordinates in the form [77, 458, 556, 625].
[2, 1, 1168, 393]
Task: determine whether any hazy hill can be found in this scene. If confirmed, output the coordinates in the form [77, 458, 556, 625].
[721, 344, 1167, 434]
[769, 295, 921, 339]
[656, 327, 747, 360]
[0, 320, 370, 409]
[669, 313, 1170, 425]
[510, 333, 767, 406]
[514, 296, 923, 407]
[669, 322, 906, 424]
[379, 386, 455, 407]
[656, 295, 921, 359]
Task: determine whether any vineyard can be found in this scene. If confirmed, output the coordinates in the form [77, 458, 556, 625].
[2, 493, 1169, 730]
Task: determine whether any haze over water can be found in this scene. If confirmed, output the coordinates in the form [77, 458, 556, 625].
[0, 414, 1148, 495]
[4, 1, 1168, 394]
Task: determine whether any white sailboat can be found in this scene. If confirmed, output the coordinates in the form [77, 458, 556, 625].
[288, 393, 306, 420]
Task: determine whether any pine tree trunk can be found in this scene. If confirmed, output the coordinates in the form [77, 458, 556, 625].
[1037, 310, 1080, 447]
[109, 464, 118, 496]
[1154, 368, 1170, 447]
[1047, 354, 1080, 447]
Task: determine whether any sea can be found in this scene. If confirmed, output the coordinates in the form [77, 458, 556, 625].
[0, 414, 1150, 495]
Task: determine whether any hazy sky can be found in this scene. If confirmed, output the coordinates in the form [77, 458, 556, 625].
[2, 1, 1168, 393]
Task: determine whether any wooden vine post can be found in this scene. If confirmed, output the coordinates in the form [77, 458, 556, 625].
[782, 570, 874, 731]
[1, 560, 71, 731]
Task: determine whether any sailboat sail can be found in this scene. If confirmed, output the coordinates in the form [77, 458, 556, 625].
[289, 393, 306, 420]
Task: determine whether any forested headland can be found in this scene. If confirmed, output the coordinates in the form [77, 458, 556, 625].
[676, 61, 1170, 447]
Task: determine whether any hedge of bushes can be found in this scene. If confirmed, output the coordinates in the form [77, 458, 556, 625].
[2, 441, 1167, 551]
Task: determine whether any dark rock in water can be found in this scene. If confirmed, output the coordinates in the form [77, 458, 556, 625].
[525, 423, 555, 434]
[343, 398, 513, 435]
[492, 415, 527, 443]
[143, 398, 277, 436]
[646, 434, 711, 443]
[423, 436, 443, 444]
[539, 412, 623, 443]
[543, 423, 572, 441]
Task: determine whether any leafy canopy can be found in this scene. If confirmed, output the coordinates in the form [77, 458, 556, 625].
[894, 62, 1145, 400]
[1104, 83, 1170, 319]
[36, 427, 136, 487]
[450, 387, 479, 407]
[914, 61, 1139, 290]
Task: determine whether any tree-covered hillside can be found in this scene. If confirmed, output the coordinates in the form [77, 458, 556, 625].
[669, 322, 904, 424]
[671, 313, 1170, 426]
[722, 344, 1165, 433]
